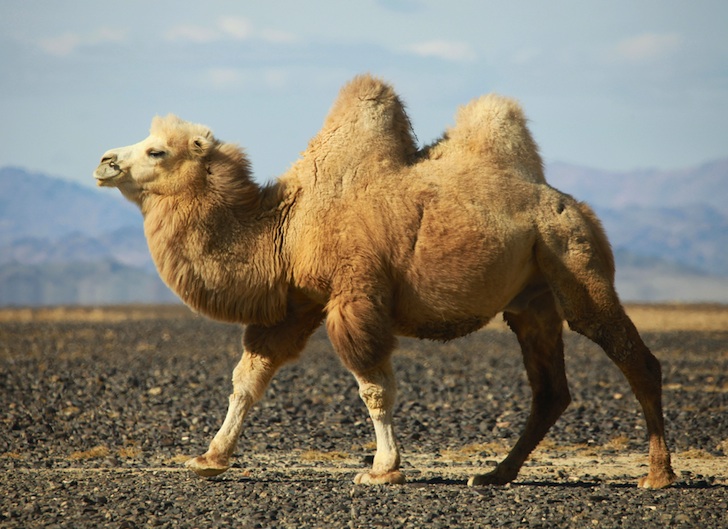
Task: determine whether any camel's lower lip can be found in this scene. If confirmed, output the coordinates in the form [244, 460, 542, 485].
[94, 166, 124, 186]
[94, 173, 123, 187]
[95, 178, 111, 187]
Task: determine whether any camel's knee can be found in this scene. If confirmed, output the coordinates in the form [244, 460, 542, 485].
[359, 381, 396, 415]
[360, 381, 390, 407]
[356, 363, 397, 417]
[231, 353, 279, 401]
[549, 386, 572, 416]
[530, 373, 571, 421]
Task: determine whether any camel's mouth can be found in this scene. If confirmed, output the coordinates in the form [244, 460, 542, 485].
[93, 164, 124, 187]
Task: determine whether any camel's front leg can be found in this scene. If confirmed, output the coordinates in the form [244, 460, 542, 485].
[353, 360, 405, 484]
[185, 350, 279, 477]
[186, 300, 324, 477]
[325, 292, 403, 485]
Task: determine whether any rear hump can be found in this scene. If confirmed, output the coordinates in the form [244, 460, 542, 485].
[433, 94, 545, 183]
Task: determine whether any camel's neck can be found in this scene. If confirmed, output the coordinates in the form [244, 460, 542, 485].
[140, 185, 291, 326]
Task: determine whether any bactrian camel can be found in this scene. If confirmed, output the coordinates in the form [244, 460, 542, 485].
[94, 74, 676, 488]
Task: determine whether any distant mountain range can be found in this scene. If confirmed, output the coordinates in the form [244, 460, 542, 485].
[0, 167, 174, 305]
[547, 159, 728, 275]
[0, 161, 726, 306]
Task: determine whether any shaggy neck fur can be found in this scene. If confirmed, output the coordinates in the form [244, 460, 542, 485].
[139, 143, 291, 326]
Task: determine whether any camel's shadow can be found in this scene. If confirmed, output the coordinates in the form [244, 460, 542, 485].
[203, 472, 724, 490]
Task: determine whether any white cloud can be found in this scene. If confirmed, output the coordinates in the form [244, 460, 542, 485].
[259, 29, 297, 44]
[164, 24, 220, 43]
[263, 68, 289, 89]
[218, 16, 253, 40]
[38, 28, 127, 57]
[613, 32, 683, 62]
[511, 47, 542, 65]
[205, 67, 246, 90]
[39, 33, 82, 56]
[165, 16, 295, 45]
[406, 40, 477, 62]
[203, 67, 292, 91]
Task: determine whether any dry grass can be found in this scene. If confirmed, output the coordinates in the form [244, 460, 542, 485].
[168, 454, 192, 464]
[118, 445, 143, 458]
[603, 435, 631, 451]
[68, 445, 110, 460]
[1, 452, 25, 460]
[437, 450, 470, 463]
[439, 442, 509, 463]
[487, 303, 728, 332]
[0, 304, 194, 323]
[68, 443, 145, 461]
[2, 303, 727, 330]
[457, 441, 509, 455]
[625, 303, 728, 332]
[299, 450, 350, 462]
[678, 449, 716, 460]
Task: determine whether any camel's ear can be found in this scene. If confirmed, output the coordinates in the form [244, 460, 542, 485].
[190, 135, 213, 158]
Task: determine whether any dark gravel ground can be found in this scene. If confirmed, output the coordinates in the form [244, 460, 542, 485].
[1, 308, 726, 528]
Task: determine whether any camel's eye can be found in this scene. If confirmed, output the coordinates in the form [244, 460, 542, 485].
[147, 149, 166, 159]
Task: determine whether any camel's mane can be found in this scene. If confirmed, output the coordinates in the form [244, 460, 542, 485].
[206, 143, 263, 211]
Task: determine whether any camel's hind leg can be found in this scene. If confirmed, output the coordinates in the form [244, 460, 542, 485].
[469, 291, 570, 486]
[566, 306, 675, 488]
[536, 199, 676, 488]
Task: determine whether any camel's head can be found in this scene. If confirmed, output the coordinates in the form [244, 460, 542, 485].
[94, 114, 218, 204]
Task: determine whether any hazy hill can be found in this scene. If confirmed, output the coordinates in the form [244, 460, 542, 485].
[0, 167, 140, 246]
[0, 161, 727, 306]
[547, 159, 728, 280]
[547, 159, 728, 212]
[0, 227, 154, 271]
[0, 167, 165, 305]
[596, 205, 728, 276]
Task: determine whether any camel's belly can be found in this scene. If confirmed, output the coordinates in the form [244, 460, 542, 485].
[392, 208, 537, 340]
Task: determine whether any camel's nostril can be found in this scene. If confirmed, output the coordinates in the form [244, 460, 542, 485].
[101, 154, 117, 165]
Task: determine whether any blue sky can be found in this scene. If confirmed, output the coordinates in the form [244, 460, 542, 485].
[2, 1, 727, 185]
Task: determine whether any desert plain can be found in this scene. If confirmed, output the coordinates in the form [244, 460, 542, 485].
[1, 303, 726, 528]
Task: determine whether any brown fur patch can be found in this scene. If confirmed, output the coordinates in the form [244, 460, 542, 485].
[414, 317, 486, 341]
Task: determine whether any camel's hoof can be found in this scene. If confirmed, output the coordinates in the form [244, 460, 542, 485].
[638, 470, 677, 489]
[185, 455, 229, 477]
[354, 470, 406, 485]
[467, 470, 514, 487]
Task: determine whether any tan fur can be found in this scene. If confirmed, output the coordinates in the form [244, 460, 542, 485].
[94, 73, 675, 489]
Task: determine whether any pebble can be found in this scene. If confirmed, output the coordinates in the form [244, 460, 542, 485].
[0, 319, 726, 527]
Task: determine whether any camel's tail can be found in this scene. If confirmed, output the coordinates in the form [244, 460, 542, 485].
[443, 94, 546, 183]
[316, 74, 419, 164]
